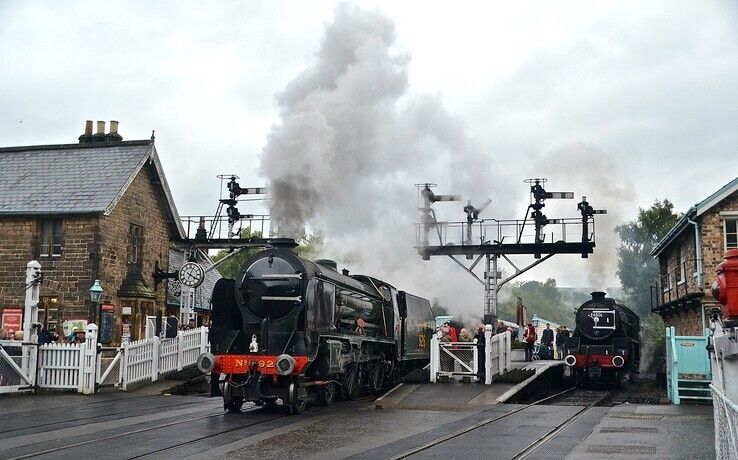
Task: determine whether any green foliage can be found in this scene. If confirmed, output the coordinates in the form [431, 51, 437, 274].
[641, 315, 666, 373]
[497, 278, 576, 327]
[615, 199, 680, 316]
[211, 229, 325, 279]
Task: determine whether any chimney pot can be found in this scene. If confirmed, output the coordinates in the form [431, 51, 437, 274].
[96, 121, 105, 134]
[110, 120, 119, 134]
[85, 120, 93, 135]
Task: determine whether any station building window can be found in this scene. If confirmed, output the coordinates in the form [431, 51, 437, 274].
[725, 218, 737, 250]
[39, 219, 63, 257]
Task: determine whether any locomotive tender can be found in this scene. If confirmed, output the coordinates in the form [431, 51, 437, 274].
[197, 246, 435, 414]
[564, 292, 640, 383]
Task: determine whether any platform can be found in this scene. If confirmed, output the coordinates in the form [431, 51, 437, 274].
[568, 403, 714, 459]
[377, 360, 565, 411]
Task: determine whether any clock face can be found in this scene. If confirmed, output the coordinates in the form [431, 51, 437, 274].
[178, 262, 205, 288]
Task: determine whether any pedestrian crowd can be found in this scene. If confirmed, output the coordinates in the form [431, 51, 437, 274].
[521, 322, 571, 362]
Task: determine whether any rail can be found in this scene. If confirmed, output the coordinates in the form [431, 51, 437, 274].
[180, 214, 270, 240]
[711, 384, 738, 459]
[414, 217, 595, 248]
[651, 258, 702, 312]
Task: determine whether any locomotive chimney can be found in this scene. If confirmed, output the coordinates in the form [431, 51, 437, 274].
[591, 291, 606, 301]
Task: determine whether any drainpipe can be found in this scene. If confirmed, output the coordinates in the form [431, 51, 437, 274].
[687, 216, 705, 330]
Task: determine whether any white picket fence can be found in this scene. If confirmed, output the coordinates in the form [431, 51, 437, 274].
[430, 327, 512, 384]
[120, 327, 208, 390]
[32, 324, 209, 393]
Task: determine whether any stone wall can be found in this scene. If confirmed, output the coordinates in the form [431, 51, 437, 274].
[0, 161, 174, 343]
[0, 215, 98, 330]
[99, 162, 171, 342]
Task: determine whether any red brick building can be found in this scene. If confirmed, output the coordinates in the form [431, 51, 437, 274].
[652, 177, 738, 335]
[0, 121, 185, 343]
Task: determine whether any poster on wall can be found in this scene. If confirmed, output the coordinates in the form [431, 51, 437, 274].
[2, 308, 23, 337]
[99, 305, 115, 344]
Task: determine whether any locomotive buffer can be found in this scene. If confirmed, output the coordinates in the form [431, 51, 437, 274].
[415, 179, 606, 325]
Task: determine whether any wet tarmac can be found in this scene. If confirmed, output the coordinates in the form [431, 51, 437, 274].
[0, 382, 714, 460]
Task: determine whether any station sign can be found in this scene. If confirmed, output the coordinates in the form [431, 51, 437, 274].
[1, 308, 22, 334]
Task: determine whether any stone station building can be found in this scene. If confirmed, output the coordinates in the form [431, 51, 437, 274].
[0, 121, 186, 343]
[651, 177, 738, 335]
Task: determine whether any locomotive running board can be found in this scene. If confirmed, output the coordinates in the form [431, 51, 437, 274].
[261, 296, 303, 301]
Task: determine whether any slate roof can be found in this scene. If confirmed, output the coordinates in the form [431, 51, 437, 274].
[0, 140, 185, 238]
[652, 176, 738, 257]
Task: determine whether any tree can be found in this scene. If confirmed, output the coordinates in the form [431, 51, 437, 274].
[615, 200, 680, 317]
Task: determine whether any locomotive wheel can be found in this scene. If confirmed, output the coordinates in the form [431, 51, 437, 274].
[343, 365, 361, 400]
[288, 379, 308, 415]
[223, 382, 243, 413]
[369, 363, 384, 394]
[319, 382, 336, 406]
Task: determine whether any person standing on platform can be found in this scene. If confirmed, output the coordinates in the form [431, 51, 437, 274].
[557, 326, 571, 359]
[474, 325, 486, 382]
[523, 323, 537, 362]
[445, 322, 458, 342]
[541, 323, 554, 360]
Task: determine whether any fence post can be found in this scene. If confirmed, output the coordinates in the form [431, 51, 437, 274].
[23, 260, 41, 383]
[430, 335, 439, 383]
[472, 342, 479, 382]
[200, 327, 208, 354]
[152, 336, 160, 382]
[484, 325, 493, 384]
[81, 324, 98, 394]
[505, 331, 511, 371]
[121, 342, 129, 391]
[177, 331, 184, 371]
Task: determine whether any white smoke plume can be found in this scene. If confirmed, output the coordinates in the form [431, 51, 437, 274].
[534, 143, 636, 290]
[259, 3, 512, 315]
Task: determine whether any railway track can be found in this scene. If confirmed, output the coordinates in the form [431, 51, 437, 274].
[391, 387, 615, 460]
[4, 402, 292, 460]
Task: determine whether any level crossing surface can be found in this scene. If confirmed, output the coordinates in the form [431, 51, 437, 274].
[0, 381, 715, 460]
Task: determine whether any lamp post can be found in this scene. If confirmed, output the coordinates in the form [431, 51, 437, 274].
[89, 280, 103, 325]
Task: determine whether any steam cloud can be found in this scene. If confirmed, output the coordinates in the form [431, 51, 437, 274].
[259, 4, 628, 317]
[259, 3, 509, 315]
[535, 143, 636, 290]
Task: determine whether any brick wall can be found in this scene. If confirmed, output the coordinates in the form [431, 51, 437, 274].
[662, 308, 705, 336]
[99, 162, 171, 342]
[0, 217, 37, 308]
[0, 161, 175, 343]
[0, 215, 98, 331]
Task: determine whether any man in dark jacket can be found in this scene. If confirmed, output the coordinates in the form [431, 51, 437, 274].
[541, 323, 554, 359]
[556, 326, 570, 359]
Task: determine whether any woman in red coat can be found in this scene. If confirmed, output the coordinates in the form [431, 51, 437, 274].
[523, 323, 537, 362]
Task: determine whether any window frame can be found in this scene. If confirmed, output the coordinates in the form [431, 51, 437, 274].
[724, 217, 738, 251]
[127, 223, 144, 266]
[39, 218, 63, 258]
[676, 247, 685, 285]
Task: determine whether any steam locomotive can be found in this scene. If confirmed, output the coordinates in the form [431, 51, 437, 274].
[564, 292, 640, 384]
[197, 246, 435, 414]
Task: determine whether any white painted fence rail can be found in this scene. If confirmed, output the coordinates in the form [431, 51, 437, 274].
[429, 327, 512, 384]
[19, 325, 210, 394]
[120, 326, 208, 391]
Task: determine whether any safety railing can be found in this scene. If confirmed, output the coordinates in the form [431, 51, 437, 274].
[430, 328, 512, 384]
[0, 340, 36, 394]
[711, 384, 738, 459]
[485, 330, 512, 384]
[415, 217, 595, 247]
[121, 327, 208, 391]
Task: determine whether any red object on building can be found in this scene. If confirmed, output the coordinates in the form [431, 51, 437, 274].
[2, 308, 22, 333]
[714, 248, 738, 323]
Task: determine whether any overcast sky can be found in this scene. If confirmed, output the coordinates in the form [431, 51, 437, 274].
[2, 1, 738, 294]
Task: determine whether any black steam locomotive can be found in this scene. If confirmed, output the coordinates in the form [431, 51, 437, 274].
[564, 292, 640, 384]
[197, 247, 435, 414]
